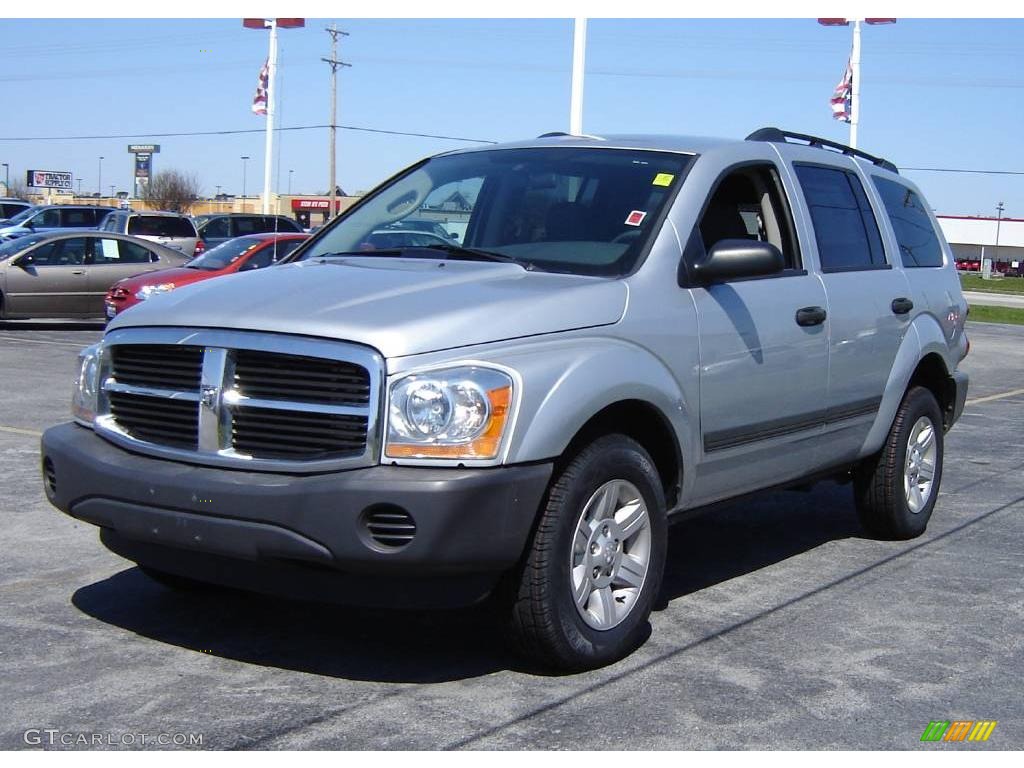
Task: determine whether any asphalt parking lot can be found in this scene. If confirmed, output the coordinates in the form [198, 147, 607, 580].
[1, 319, 1022, 750]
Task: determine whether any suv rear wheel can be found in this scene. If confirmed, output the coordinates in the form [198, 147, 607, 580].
[854, 386, 944, 540]
[509, 434, 667, 671]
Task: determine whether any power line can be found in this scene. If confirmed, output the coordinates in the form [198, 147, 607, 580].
[903, 167, 1024, 176]
[0, 124, 498, 145]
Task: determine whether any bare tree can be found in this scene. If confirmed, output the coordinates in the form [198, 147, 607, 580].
[142, 169, 201, 213]
[6, 180, 30, 200]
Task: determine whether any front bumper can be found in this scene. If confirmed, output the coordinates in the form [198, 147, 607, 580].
[42, 423, 552, 607]
[950, 369, 969, 428]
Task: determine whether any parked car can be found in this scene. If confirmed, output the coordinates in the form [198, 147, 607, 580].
[98, 210, 201, 257]
[362, 229, 455, 250]
[105, 232, 308, 319]
[383, 218, 459, 241]
[0, 231, 189, 319]
[0, 205, 116, 242]
[0, 198, 32, 220]
[191, 213, 302, 249]
[42, 128, 969, 670]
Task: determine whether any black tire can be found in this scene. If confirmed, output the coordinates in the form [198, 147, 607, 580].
[139, 566, 208, 592]
[509, 434, 667, 671]
[854, 386, 944, 540]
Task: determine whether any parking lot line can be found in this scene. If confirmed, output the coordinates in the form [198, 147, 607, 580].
[0, 425, 43, 437]
[0, 334, 88, 349]
[966, 387, 1024, 406]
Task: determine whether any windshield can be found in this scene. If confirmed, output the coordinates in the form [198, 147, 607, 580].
[299, 147, 691, 276]
[186, 237, 261, 270]
[0, 233, 47, 260]
[6, 206, 41, 226]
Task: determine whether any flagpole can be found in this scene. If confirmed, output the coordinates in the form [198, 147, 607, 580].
[849, 19, 861, 149]
[569, 18, 586, 135]
[262, 18, 278, 215]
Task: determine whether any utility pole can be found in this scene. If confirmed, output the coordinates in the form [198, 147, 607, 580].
[288, 169, 294, 195]
[994, 201, 1005, 267]
[98, 156, 104, 198]
[322, 24, 351, 221]
[241, 155, 250, 211]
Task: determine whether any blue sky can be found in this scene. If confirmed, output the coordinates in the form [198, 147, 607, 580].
[0, 17, 1021, 216]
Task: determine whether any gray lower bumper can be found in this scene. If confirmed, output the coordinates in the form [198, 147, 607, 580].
[41, 423, 552, 606]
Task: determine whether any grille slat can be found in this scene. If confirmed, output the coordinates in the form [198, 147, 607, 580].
[232, 405, 367, 460]
[234, 349, 370, 406]
[108, 391, 198, 449]
[365, 508, 417, 548]
[110, 345, 203, 391]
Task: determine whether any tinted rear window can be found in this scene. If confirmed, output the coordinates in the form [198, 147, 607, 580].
[128, 216, 196, 237]
[872, 177, 944, 268]
[794, 165, 886, 271]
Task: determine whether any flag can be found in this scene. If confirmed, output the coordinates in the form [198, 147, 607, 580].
[830, 58, 852, 123]
[251, 59, 269, 116]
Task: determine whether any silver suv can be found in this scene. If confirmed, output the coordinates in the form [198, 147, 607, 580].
[99, 210, 200, 257]
[42, 128, 969, 670]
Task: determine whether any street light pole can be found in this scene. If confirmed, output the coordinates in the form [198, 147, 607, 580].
[215, 185, 222, 212]
[76, 178, 82, 196]
[98, 156, 104, 198]
[288, 169, 294, 196]
[241, 156, 250, 212]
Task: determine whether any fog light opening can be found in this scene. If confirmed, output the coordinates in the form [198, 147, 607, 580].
[361, 505, 417, 550]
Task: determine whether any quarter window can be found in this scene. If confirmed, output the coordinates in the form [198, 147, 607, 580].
[872, 177, 944, 268]
[794, 164, 886, 271]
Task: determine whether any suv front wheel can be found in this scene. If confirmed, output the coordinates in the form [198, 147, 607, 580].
[509, 434, 667, 671]
[854, 386, 944, 540]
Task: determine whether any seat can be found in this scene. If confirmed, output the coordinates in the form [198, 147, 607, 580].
[699, 176, 756, 250]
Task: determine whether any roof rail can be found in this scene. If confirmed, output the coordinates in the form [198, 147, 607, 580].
[746, 126, 899, 174]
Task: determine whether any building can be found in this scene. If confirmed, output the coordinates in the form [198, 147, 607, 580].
[937, 215, 1024, 272]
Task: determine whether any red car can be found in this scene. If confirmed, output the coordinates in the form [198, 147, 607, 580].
[105, 232, 308, 318]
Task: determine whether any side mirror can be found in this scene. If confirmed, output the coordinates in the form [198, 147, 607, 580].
[449, 232, 460, 240]
[24, 219, 35, 230]
[14, 253, 34, 268]
[690, 239, 784, 285]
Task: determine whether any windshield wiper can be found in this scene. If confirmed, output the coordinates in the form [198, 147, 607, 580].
[401, 244, 530, 267]
[315, 246, 526, 267]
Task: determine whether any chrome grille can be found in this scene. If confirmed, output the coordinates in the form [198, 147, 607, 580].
[233, 349, 370, 406]
[108, 391, 199, 449]
[231, 405, 368, 459]
[95, 328, 382, 473]
[109, 344, 203, 390]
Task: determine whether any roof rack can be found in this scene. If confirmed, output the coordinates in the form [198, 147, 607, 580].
[536, 131, 605, 140]
[746, 127, 899, 174]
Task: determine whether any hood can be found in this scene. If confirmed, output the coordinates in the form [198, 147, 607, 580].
[114, 265, 217, 291]
[109, 257, 628, 358]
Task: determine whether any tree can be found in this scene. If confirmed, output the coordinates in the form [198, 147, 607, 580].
[142, 169, 202, 213]
[6, 180, 30, 200]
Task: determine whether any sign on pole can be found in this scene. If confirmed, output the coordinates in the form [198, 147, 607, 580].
[27, 170, 73, 190]
[128, 144, 160, 198]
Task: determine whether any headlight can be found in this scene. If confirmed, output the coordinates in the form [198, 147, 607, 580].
[385, 365, 514, 461]
[72, 343, 102, 426]
[135, 283, 175, 300]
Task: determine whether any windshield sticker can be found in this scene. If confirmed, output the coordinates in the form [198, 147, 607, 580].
[653, 173, 674, 187]
[625, 210, 647, 227]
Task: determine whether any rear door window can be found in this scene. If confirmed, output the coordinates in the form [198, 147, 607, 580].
[33, 209, 60, 228]
[233, 216, 264, 236]
[794, 164, 886, 271]
[200, 217, 230, 239]
[871, 177, 944, 268]
[91, 238, 155, 264]
[61, 209, 94, 227]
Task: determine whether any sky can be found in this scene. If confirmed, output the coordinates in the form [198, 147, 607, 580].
[0, 16, 1021, 217]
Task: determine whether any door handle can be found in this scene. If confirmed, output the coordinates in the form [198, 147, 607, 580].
[796, 306, 827, 327]
[70, 270, 86, 275]
[891, 297, 914, 315]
